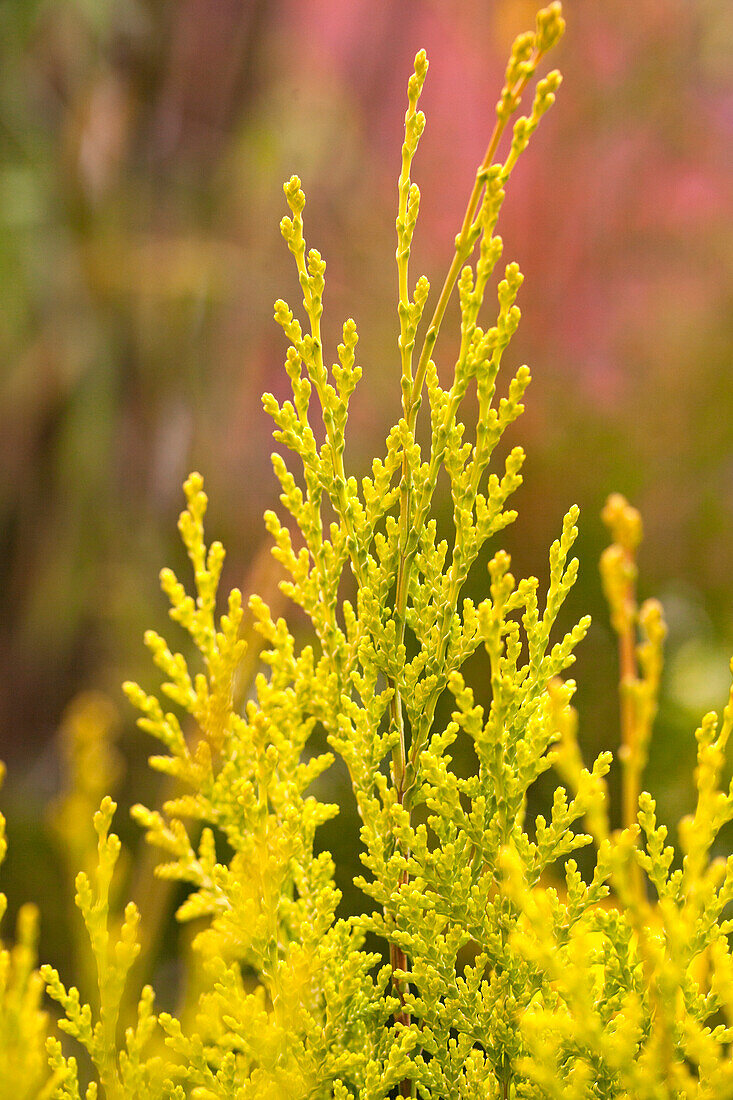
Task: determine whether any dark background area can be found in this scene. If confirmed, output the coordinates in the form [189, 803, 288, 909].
[0, 0, 731, 975]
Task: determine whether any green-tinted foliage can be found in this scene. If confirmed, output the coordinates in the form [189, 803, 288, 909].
[0, 3, 731, 1096]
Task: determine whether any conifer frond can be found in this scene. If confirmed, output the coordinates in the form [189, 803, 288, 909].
[13, 3, 731, 1095]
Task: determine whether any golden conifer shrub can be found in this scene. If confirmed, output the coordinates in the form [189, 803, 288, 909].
[2, 4, 732, 1096]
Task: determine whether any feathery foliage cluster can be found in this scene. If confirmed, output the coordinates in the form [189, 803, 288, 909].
[1, 4, 732, 1096]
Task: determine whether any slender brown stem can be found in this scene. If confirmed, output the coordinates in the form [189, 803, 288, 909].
[391, 47, 544, 658]
[386, 52, 548, 1096]
[390, 932, 409, 1031]
[406, 49, 541, 429]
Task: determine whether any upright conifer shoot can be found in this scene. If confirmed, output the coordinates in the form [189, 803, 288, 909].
[2, 3, 730, 1096]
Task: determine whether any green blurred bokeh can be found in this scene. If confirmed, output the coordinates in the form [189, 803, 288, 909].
[0, 0, 731, 973]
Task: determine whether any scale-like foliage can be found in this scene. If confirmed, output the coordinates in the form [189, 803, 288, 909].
[0, 3, 729, 1096]
[0, 766, 51, 1100]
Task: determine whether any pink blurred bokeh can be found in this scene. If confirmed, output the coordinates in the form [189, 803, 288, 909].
[0, 0, 731, 772]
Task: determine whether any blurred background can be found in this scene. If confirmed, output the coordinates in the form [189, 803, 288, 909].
[0, 0, 731, 976]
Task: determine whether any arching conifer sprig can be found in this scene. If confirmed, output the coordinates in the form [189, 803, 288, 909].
[267, 3, 569, 805]
[122, 475, 395, 1096]
[512, 521, 733, 1099]
[265, 2, 615, 1093]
